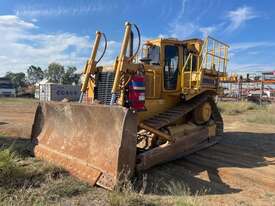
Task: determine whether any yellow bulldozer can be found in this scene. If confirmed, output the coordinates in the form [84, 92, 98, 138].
[31, 22, 229, 190]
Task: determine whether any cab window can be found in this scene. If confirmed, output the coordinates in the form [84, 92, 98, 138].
[141, 45, 160, 65]
[164, 45, 179, 90]
[148, 45, 160, 65]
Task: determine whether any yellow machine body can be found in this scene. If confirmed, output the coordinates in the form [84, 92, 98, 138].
[32, 22, 229, 190]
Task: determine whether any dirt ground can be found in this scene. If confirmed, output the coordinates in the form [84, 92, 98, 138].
[0, 98, 275, 206]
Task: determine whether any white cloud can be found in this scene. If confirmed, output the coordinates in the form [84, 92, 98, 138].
[0, 15, 150, 76]
[0, 15, 36, 29]
[0, 15, 94, 75]
[229, 41, 275, 73]
[165, 5, 258, 39]
[15, 4, 106, 17]
[167, 0, 218, 39]
[98, 40, 121, 66]
[199, 26, 216, 38]
[176, 0, 188, 22]
[230, 41, 275, 51]
[226, 6, 258, 32]
[0, 14, 150, 76]
[229, 63, 275, 73]
[168, 0, 197, 39]
[229, 41, 275, 60]
[170, 22, 219, 39]
[158, 34, 167, 38]
[170, 22, 198, 39]
[247, 51, 260, 55]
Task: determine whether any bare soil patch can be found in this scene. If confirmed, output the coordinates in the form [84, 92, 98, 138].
[0, 98, 275, 206]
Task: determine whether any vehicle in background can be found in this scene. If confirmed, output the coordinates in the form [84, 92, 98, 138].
[0, 77, 16, 97]
[247, 89, 272, 104]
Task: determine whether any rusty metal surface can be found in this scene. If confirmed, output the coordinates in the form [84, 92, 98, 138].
[136, 127, 214, 171]
[31, 102, 137, 189]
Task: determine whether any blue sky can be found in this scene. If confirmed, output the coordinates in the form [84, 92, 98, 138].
[0, 0, 275, 76]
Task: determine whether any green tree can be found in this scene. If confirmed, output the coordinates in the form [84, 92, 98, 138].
[62, 66, 80, 84]
[27, 65, 44, 84]
[45, 63, 65, 83]
[5, 72, 26, 89]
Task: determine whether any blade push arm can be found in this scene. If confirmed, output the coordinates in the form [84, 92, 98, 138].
[110, 22, 132, 105]
[79, 31, 106, 103]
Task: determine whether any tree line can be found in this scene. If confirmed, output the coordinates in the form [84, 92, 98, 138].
[4, 63, 81, 89]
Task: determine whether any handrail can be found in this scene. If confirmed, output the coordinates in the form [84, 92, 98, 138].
[181, 53, 193, 90]
[199, 37, 208, 57]
[181, 53, 190, 89]
[182, 53, 192, 72]
[181, 36, 229, 93]
[199, 36, 229, 73]
[207, 36, 230, 48]
[181, 52, 201, 91]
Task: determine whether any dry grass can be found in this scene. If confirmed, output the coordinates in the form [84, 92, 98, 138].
[0, 162, 93, 206]
[108, 191, 147, 206]
[0, 148, 24, 184]
[0, 136, 205, 206]
[218, 101, 275, 124]
[0, 128, 203, 206]
[0, 176, 93, 206]
[0, 97, 37, 105]
[245, 104, 275, 125]
[107, 174, 155, 206]
[218, 101, 275, 125]
[218, 101, 260, 115]
[107, 177, 202, 206]
[0, 137, 93, 206]
[0, 155, 204, 206]
[164, 181, 204, 206]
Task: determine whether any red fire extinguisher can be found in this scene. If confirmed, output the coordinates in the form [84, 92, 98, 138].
[127, 75, 145, 111]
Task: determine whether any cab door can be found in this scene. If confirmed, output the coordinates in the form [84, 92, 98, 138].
[143, 45, 162, 99]
[162, 44, 182, 92]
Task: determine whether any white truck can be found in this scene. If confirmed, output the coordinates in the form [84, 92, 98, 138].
[0, 78, 16, 97]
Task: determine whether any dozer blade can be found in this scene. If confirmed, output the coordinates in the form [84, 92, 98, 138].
[31, 102, 137, 190]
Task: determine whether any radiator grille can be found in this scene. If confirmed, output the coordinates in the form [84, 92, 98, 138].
[95, 72, 116, 104]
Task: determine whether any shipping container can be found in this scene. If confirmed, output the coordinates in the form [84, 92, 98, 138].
[39, 83, 80, 101]
[34, 86, 40, 99]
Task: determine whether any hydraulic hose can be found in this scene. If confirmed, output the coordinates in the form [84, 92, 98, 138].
[79, 32, 107, 103]
[128, 24, 141, 62]
[96, 32, 107, 63]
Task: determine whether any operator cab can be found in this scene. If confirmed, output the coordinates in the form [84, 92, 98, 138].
[140, 38, 203, 93]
